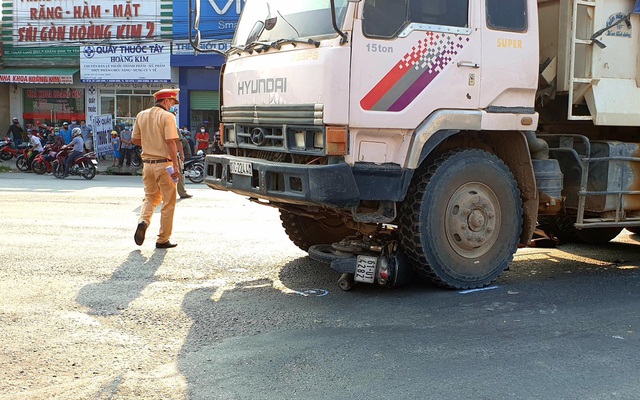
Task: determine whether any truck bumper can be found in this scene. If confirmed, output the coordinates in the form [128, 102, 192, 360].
[204, 155, 361, 208]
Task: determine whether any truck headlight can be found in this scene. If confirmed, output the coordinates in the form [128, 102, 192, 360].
[294, 131, 306, 149]
[314, 131, 324, 149]
[226, 125, 236, 143]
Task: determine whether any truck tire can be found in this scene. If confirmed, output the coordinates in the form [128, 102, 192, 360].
[279, 211, 356, 252]
[399, 149, 522, 289]
[545, 215, 622, 245]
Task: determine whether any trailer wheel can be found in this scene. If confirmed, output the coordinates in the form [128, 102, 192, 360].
[279, 211, 356, 251]
[544, 215, 622, 244]
[399, 149, 522, 289]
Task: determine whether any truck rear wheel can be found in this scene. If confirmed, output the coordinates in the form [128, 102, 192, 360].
[399, 149, 522, 289]
[279, 210, 356, 251]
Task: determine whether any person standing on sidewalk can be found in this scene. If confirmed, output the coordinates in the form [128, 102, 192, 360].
[132, 88, 181, 249]
[80, 120, 93, 153]
[7, 117, 24, 147]
[119, 125, 134, 167]
[59, 122, 72, 145]
[195, 126, 209, 153]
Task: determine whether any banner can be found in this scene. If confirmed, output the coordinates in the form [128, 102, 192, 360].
[80, 43, 171, 83]
[13, 1, 161, 46]
[92, 114, 114, 157]
[172, 0, 244, 53]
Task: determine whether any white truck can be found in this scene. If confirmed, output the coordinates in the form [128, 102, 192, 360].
[191, 0, 640, 290]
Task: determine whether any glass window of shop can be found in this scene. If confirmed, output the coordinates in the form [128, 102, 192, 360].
[100, 89, 155, 128]
[23, 88, 85, 128]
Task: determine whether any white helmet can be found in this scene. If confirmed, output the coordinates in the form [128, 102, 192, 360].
[72, 127, 82, 137]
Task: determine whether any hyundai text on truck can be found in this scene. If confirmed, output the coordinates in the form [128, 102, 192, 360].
[190, 0, 640, 290]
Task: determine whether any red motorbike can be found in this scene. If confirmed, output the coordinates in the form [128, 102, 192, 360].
[14, 147, 34, 171]
[52, 148, 97, 180]
[31, 144, 61, 175]
[0, 137, 28, 161]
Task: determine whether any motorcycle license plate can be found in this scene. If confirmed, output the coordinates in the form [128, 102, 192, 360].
[91, 159, 98, 165]
[354, 255, 377, 284]
[229, 160, 252, 176]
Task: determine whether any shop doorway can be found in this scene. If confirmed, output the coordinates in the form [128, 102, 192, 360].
[189, 91, 219, 133]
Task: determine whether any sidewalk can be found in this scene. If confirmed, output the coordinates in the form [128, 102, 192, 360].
[95, 154, 141, 175]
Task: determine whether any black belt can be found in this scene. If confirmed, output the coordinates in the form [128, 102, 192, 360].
[142, 159, 169, 164]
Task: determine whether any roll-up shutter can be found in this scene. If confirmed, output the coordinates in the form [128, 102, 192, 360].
[190, 91, 219, 110]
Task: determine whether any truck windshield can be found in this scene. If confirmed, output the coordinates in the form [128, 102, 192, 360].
[233, 0, 349, 46]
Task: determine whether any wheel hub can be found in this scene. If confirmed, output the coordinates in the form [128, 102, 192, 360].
[445, 183, 500, 258]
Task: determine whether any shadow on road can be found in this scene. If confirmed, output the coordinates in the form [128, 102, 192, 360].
[176, 255, 437, 399]
[76, 249, 166, 316]
[175, 247, 640, 399]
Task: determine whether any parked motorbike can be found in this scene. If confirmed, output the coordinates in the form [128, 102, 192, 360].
[31, 144, 61, 175]
[130, 145, 142, 167]
[15, 148, 33, 171]
[0, 137, 28, 161]
[183, 152, 205, 183]
[52, 148, 98, 180]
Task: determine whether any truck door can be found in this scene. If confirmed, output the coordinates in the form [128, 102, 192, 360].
[350, 0, 482, 130]
[479, 0, 538, 110]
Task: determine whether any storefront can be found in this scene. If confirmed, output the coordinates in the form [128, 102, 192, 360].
[0, 67, 83, 127]
[0, 0, 241, 136]
[174, 62, 223, 133]
[171, 0, 240, 132]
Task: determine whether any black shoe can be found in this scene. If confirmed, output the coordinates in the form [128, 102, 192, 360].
[180, 194, 193, 199]
[156, 241, 177, 249]
[134, 221, 147, 246]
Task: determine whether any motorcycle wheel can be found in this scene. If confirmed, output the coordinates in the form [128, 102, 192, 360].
[131, 148, 142, 167]
[52, 161, 65, 178]
[82, 163, 97, 180]
[187, 162, 205, 183]
[0, 151, 12, 161]
[16, 155, 28, 171]
[32, 160, 47, 175]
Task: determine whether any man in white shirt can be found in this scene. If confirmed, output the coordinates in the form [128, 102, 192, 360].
[26, 129, 43, 170]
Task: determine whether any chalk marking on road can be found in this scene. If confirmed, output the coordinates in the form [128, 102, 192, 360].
[272, 279, 329, 297]
[612, 335, 625, 340]
[458, 286, 499, 294]
[290, 289, 329, 297]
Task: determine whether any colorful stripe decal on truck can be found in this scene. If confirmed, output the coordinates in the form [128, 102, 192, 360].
[360, 32, 470, 112]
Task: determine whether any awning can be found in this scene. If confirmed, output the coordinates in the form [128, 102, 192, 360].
[0, 67, 79, 85]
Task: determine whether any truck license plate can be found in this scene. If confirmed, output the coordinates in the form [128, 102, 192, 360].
[354, 255, 377, 284]
[229, 160, 252, 176]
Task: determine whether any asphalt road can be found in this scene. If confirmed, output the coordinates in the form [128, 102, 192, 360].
[1, 171, 640, 400]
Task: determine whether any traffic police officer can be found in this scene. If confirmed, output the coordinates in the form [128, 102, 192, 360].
[132, 88, 181, 249]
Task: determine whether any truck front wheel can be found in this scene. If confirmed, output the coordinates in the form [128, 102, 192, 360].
[279, 210, 356, 252]
[400, 149, 523, 289]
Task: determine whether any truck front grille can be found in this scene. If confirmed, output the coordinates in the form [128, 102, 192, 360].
[221, 104, 327, 157]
